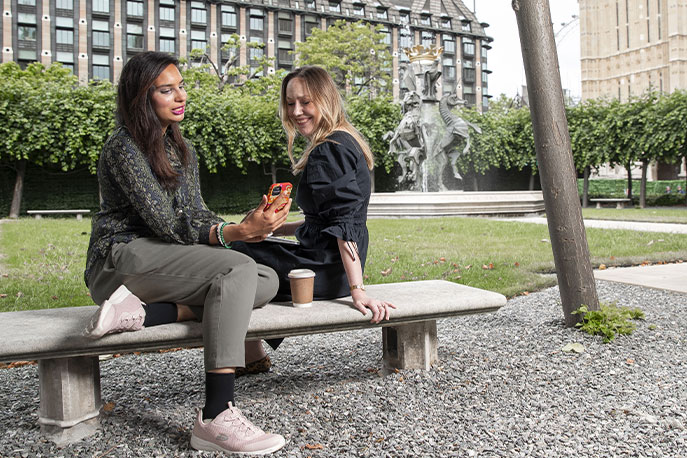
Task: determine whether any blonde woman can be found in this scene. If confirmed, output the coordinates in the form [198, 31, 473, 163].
[233, 66, 395, 367]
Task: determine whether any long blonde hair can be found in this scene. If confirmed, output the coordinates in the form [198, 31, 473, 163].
[279, 66, 374, 173]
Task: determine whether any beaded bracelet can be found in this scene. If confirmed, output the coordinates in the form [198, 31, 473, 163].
[217, 222, 232, 249]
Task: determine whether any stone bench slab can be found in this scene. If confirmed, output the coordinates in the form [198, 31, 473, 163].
[0, 280, 505, 362]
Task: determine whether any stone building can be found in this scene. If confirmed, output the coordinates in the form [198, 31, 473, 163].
[579, 0, 687, 101]
[1, 0, 492, 109]
[579, 0, 687, 179]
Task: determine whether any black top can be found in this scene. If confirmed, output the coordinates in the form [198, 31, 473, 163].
[232, 130, 371, 300]
[84, 126, 221, 285]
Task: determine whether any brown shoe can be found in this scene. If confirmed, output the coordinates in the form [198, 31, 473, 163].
[236, 355, 272, 378]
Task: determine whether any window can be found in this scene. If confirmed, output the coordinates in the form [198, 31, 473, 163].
[160, 26, 175, 38]
[481, 45, 487, 59]
[127, 1, 143, 17]
[159, 6, 175, 22]
[249, 9, 264, 31]
[306, 0, 316, 10]
[191, 1, 207, 24]
[18, 25, 37, 41]
[463, 68, 476, 83]
[421, 31, 433, 47]
[400, 11, 410, 24]
[420, 15, 431, 26]
[56, 28, 74, 44]
[18, 0, 36, 5]
[18, 13, 36, 24]
[93, 20, 109, 47]
[56, 0, 73, 9]
[92, 53, 110, 80]
[92, 0, 109, 14]
[160, 0, 174, 4]
[56, 51, 74, 71]
[482, 95, 489, 109]
[380, 26, 391, 46]
[279, 0, 291, 6]
[353, 4, 364, 16]
[160, 38, 175, 53]
[482, 70, 488, 85]
[328, 1, 341, 14]
[304, 16, 318, 36]
[463, 38, 475, 56]
[222, 5, 237, 28]
[17, 49, 37, 62]
[56, 16, 73, 28]
[277, 40, 292, 67]
[461, 21, 471, 32]
[377, 8, 388, 20]
[443, 58, 455, 79]
[443, 35, 455, 53]
[127, 23, 144, 49]
[399, 32, 412, 49]
[249, 37, 264, 62]
[278, 12, 293, 35]
[441, 17, 451, 29]
[191, 29, 206, 50]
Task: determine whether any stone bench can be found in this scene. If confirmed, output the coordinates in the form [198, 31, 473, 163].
[588, 198, 632, 209]
[0, 280, 505, 445]
[27, 209, 91, 221]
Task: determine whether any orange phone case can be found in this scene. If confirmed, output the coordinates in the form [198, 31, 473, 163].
[265, 182, 292, 211]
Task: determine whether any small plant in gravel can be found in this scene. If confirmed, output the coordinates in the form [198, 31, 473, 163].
[573, 303, 645, 343]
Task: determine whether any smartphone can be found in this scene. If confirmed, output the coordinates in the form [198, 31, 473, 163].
[265, 182, 292, 211]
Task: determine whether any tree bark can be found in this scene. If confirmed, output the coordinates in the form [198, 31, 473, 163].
[9, 159, 27, 219]
[582, 166, 590, 208]
[513, 0, 599, 326]
[640, 159, 648, 209]
[270, 163, 277, 184]
[528, 171, 535, 191]
[625, 163, 633, 199]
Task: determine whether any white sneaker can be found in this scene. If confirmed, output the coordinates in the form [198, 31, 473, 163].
[83, 285, 145, 339]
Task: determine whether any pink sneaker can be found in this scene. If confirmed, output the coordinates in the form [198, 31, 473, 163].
[83, 285, 145, 339]
[190, 404, 286, 455]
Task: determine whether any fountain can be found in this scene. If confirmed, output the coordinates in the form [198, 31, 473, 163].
[369, 44, 545, 217]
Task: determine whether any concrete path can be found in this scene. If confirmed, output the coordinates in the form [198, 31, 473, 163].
[496, 216, 687, 234]
[492, 216, 687, 294]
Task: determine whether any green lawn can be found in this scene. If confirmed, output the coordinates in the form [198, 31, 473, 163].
[582, 207, 687, 224]
[2, 215, 686, 312]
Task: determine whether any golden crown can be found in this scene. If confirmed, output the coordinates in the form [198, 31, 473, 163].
[404, 44, 444, 62]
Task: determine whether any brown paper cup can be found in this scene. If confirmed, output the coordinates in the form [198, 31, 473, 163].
[288, 269, 316, 308]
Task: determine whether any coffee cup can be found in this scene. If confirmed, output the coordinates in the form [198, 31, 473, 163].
[288, 269, 316, 308]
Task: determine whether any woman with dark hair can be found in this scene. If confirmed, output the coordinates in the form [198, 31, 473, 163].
[233, 66, 395, 348]
[83, 51, 287, 455]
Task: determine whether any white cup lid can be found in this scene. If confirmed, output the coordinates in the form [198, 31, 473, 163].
[288, 268, 316, 279]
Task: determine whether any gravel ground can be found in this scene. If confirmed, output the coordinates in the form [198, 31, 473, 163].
[1, 280, 686, 457]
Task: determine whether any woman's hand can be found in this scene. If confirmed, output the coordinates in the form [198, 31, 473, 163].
[351, 291, 396, 324]
[232, 195, 292, 242]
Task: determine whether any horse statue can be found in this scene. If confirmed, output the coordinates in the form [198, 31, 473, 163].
[438, 92, 482, 179]
[384, 91, 427, 184]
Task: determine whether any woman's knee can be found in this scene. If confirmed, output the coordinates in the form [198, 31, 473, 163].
[255, 264, 279, 307]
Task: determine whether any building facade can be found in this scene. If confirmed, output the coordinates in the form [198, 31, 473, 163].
[579, 0, 687, 101]
[1, 0, 492, 109]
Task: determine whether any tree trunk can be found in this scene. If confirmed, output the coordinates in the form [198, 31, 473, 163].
[9, 159, 27, 218]
[625, 163, 633, 199]
[582, 166, 590, 208]
[270, 163, 277, 183]
[528, 171, 535, 191]
[639, 159, 648, 209]
[514, 0, 599, 326]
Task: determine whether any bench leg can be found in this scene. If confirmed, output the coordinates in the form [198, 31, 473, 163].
[616, 202, 624, 209]
[76, 214, 83, 221]
[382, 321, 438, 371]
[596, 202, 602, 209]
[38, 356, 101, 445]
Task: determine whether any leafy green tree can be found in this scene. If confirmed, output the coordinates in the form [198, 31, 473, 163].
[294, 20, 392, 96]
[0, 62, 115, 217]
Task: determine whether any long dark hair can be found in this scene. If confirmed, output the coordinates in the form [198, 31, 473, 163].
[116, 51, 189, 190]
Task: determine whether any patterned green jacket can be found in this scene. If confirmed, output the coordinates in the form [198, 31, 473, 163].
[84, 126, 222, 285]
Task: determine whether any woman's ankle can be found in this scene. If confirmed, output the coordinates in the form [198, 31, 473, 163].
[244, 340, 267, 363]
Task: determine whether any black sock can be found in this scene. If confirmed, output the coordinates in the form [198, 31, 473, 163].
[203, 372, 236, 420]
[141, 302, 177, 327]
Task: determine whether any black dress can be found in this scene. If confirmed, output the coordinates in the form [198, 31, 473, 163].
[232, 130, 370, 301]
